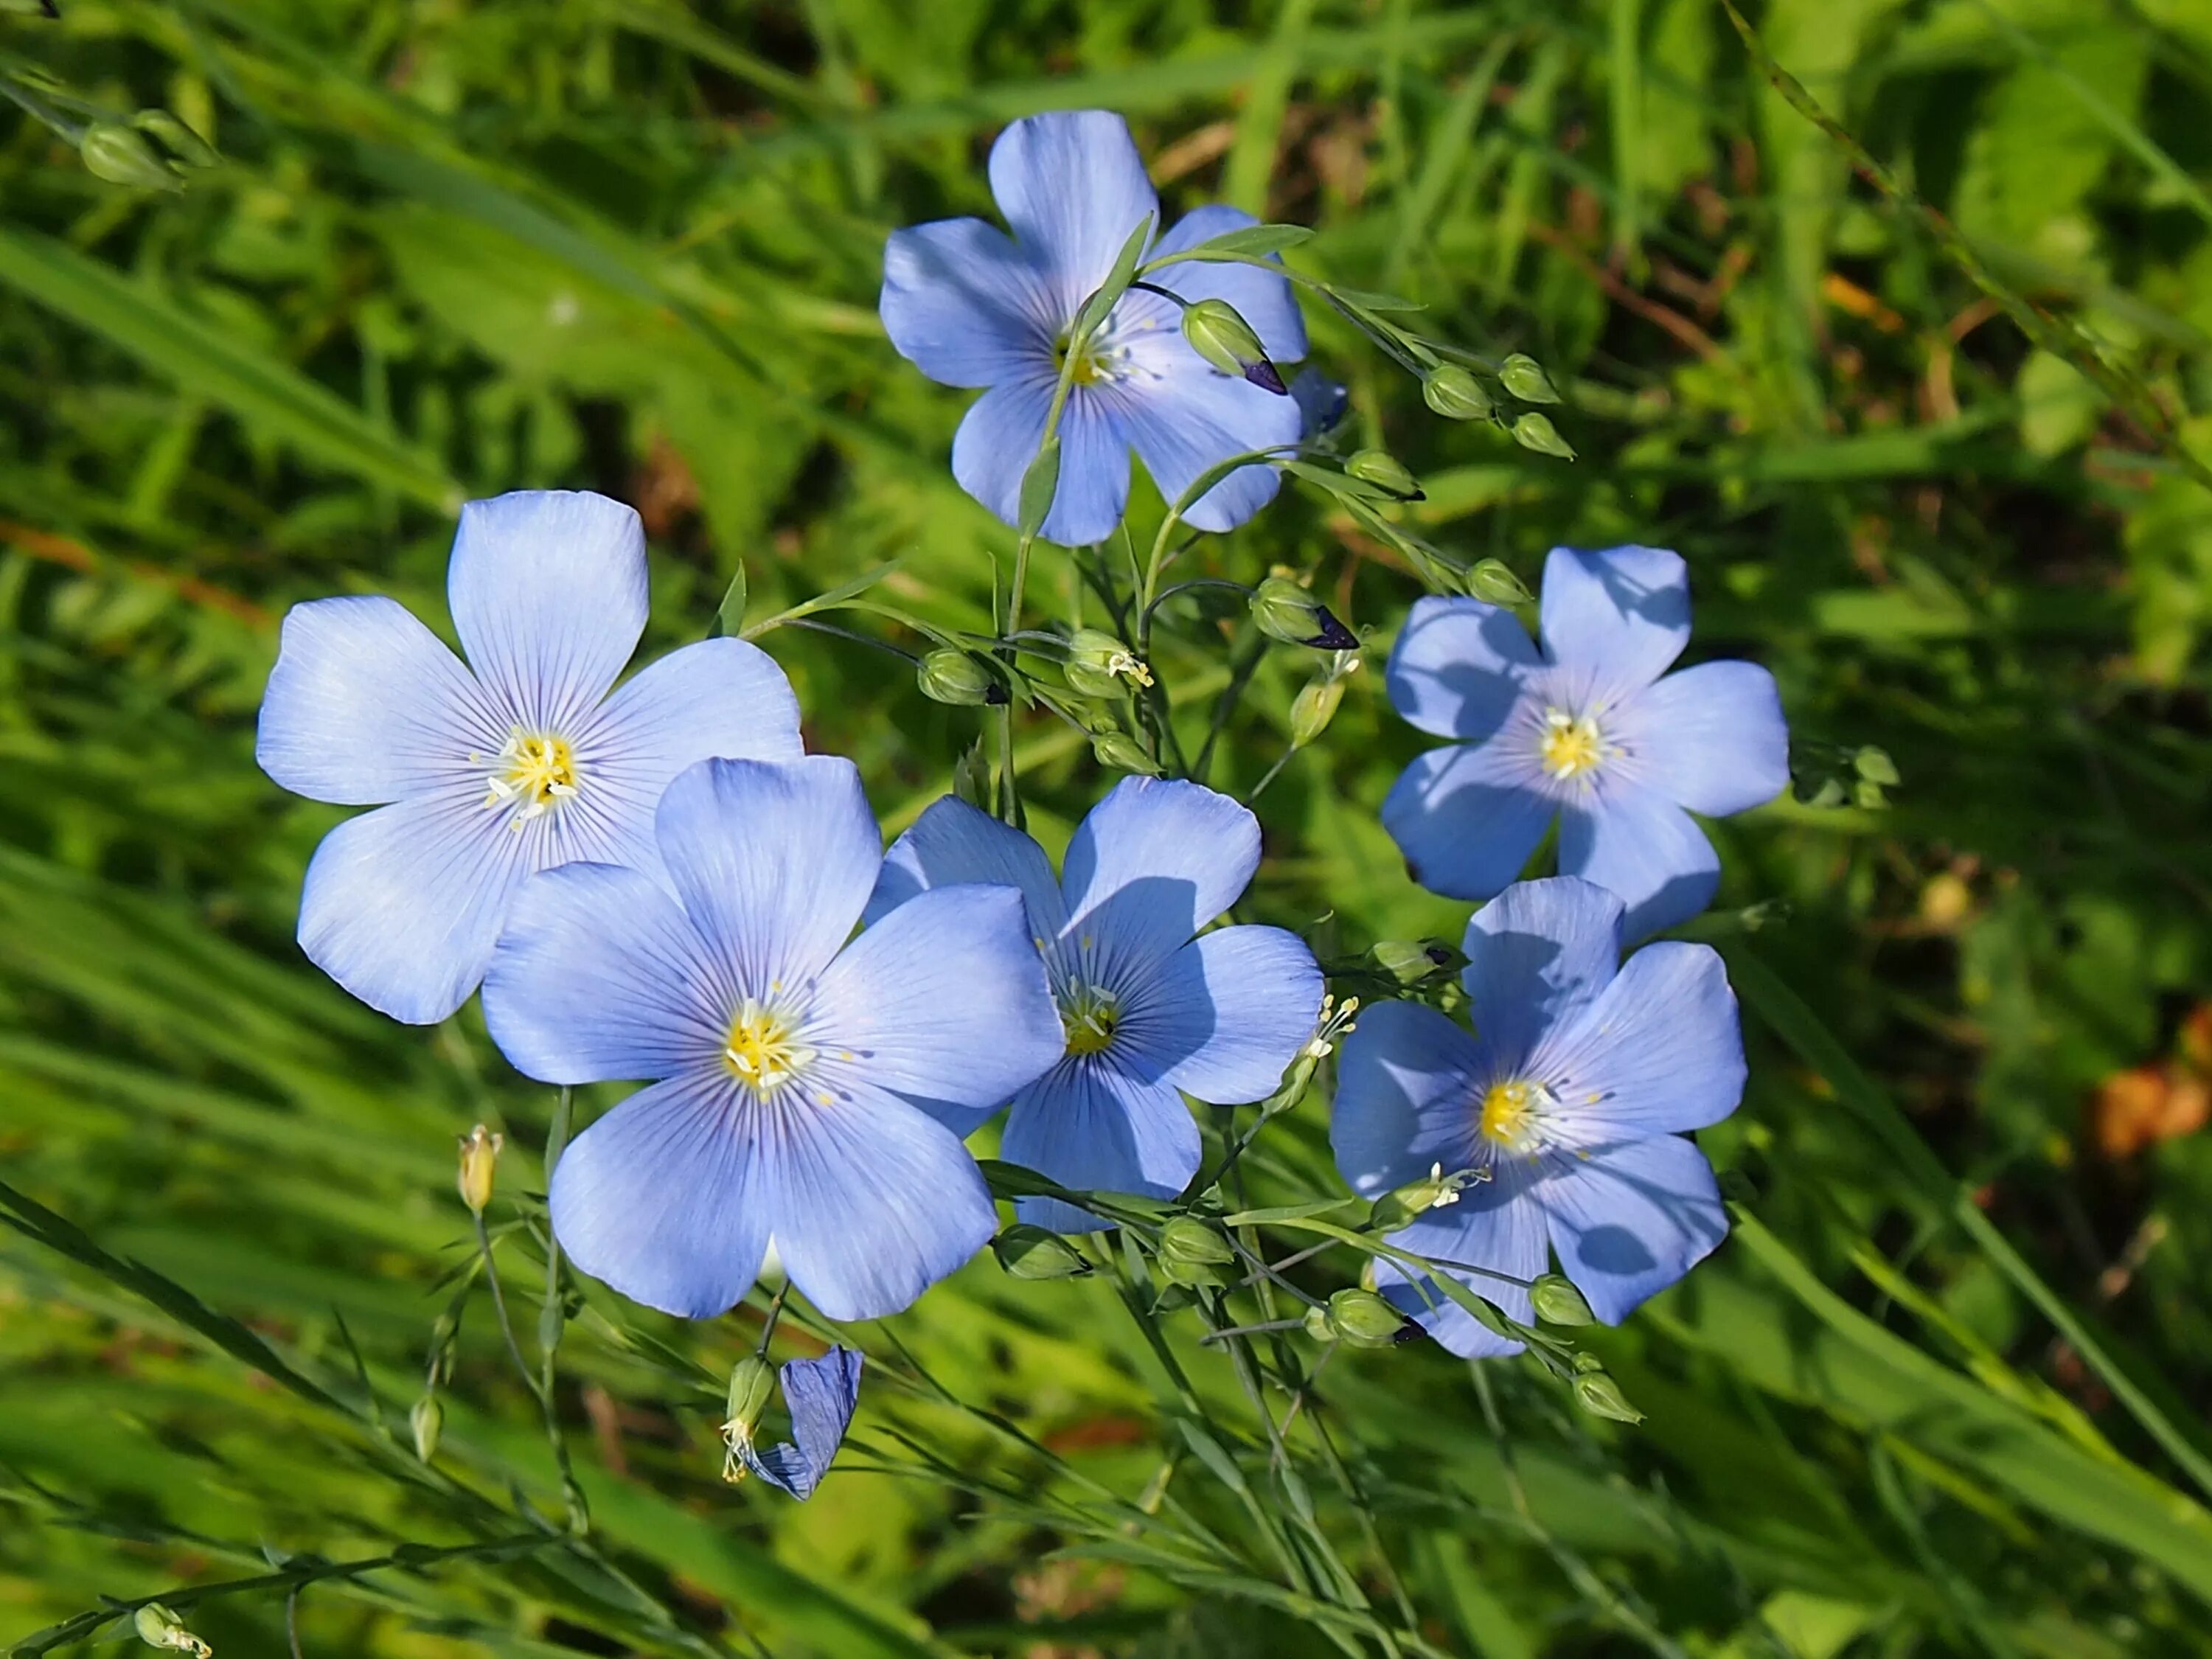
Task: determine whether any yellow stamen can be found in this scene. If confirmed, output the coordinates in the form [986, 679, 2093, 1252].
[1061, 987, 1120, 1057]
[482, 727, 580, 827]
[1538, 707, 1606, 780]
[723, 998, 815, 1094]
[1478, 1079, 1538, 1150]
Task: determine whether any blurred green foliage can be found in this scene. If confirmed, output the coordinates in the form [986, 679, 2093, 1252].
[4, 1, 2212, 1655]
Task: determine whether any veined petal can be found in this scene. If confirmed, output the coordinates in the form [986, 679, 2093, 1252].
[296, 788, 529, 1025]
[808, 883, 1063, 1135]
[1460, 877, 1623, 1075]
[880, 218, 1057, 388]
[1557, 782, 1717, 942]
[482, 861, 729, 1085]
[549, 1068, 768, 1320]
[1001, 1060, 1201, 1233]
[1372, 1167, 1543, 1359]
[754, 1080, 999, 1321]
[1538, 1135, 1727, 1323]
[1380, 740, 1553, 902]
[1122, 925, 1322, 1103]
[1615, 660, 1789, 818]
[1385, 596, 1542, 742]
[257, 597, 498, 805]
[1531, 941, 1745, 1144]
[988, 110, 1160, 316]
[865, 793, 1067, 939]
[1148, 204, 1308, 363]
[1062, 777, 1260, 979]
[952, 375, 1131, 546]
[448, 491, 648, 728]
[1109, 359, 1300, 533]
[1538, 545, 1690, 707]
[655, 757, 882, 995]
[743, 1348, 863, 1500]
[1329, 1000, 1484, 1198]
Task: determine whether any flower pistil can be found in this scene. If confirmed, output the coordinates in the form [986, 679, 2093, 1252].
[482, 726, 580, 826]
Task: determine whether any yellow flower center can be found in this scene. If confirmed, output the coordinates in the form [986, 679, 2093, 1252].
[1061, 987, 1120, 1057]
[723, 999, 815, 1094]
[1538, 707, 1607, 780]
[1478, 1079, 1539, 1150]
[481, 727, 579, 827]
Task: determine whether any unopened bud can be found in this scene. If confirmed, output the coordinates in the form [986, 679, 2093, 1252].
[992, 1223, 1091, 1279]
[456, 1124, 501, 1215]
[410, 1394, 443, 1462]
[917, 647, 1002, 706]
[1344, 450, 1422, 500]
[1531, 1273, 1596, 1326]
[1498, 352, 1561, 403]
[133, 1604, 210, 1659]
[1290, 678, 1343, 748]
[81, 122, 182, 192]
[1464, 558, 1533, 605]
[1302, 1302, 1335, 1342]
[1324, 1287, 1418, 1349]
[1181, 298, 1287, 394]
[134, 110, 219, 170]
[1158, 1217, 1235, 1268]
[1422, 364, 1492, 421]
[1091, 731, 1158, 776]
[1572, 1370, 1644, 1424]
[1368, 939, 1458, 985]
[1853, 746, 1900, 787]
[1510, 411, 1576, 460]
[1249, 576, 1357, 651]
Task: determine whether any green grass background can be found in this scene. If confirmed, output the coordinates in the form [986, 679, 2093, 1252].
[4, 1, 2212, 1655]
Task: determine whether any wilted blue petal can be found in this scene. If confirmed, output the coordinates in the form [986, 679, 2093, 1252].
[1110, 355, 1301, 532]
[1380, 740, 1551, 902]
[448, 491, 648, 728]
[1617, 660, 1789, 818]
[655, 757, 881, 994]
[880, 218, 1057, 388]
[257, 597, 498, 806]
[1538, 1135, 1727, 1324]
[1148, 204, 1309, 364]
[1330, 1000, 1485, 1199]
[1532, 940, 1745, 1144]
[1002, 1060, 1201, 1234]
[743, 1347, 863, 1500]
[1459, 877, 1623, 1074]
[1385, 597, 1541, 741]
[988, 111, 1159, 315]
[1060, 778, 1261, 978]
[549, 1067, 770, 1321]
[1557, 782, 1718, 941]
[1372, 1168, 1543, 1359]
[952, 374, 1131, 546]
[1537, 545, 1690, 706]
[1121, 925, 1321, 1103]
[483, 861, 728, 1085]
[865, 793, 1066, 939]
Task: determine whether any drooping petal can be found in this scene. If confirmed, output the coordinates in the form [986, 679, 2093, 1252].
[1537, 1135, 1728, 1324]
[1001, 1059, 1202, 1233]
[257, 597, 499, 806]
[807, 883, 1063, 1135]
[1537, 545, 1691, 708]
[1615, 660, 1790, 818]
[1557, 782, 1718, 942]
[296, 787, 529, 1025]
[1329, 1000, 1485, 1198]
[577, 637, 805, 876]
[447, 491, 649, 728]
[1120, 925, 1322, 1104]
[1061, 777, 1261, 978]
[743, 1347, 863, 1500]
[864, 793, 1067, 939]
[952, 374, 1132, 546]
[1380, 740, 1553, 902]
[988, 111, 1160, 316]
[654, 757, 882, 995]
[1109, 356, 1301, 532]
[482, 861, 730, 1085]
[1531, 940, 1745, 1144]
[1148, 204, 1309, 363]
[1385, 596, 1542, 742]
[880, 218, 1057, 388]
[1459, 877, 1623, 1074]
[1372, 1167, 1545, 1359]
[752, 1080, 1000, 1321]
[549, 1068, 769, 1320]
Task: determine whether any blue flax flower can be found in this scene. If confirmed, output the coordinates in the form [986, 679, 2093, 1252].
[257, 490, 801, 1024]
[481, 756, 1065, 1321]
[880, 109, 1307, 546]
[727, 1346, 862, 1501]
[1382, 545, 1789, 940]
[1331, 877, 1743, 1357]
[869, 779, 1324, 1233]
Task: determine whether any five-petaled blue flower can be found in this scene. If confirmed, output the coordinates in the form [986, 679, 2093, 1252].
[726, 1347, 862, 1501]
[1330, 877, 1743, 1357]
[481, 756, 1066, 1321]
[256, 490, 802, 1025]
[1382, 545, 1789, 941]
[880, 109, 1308, 546]
[869, 779, 1324, 1233]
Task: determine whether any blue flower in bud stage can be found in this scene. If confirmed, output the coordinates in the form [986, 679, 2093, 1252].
[481, 757, 1065, 1321]
[256, 491, 801, 1024]
[1331, 877, 1743, 1357]
[880, 109, 1308, 546]
[728, 1347, 863, 1501]
[1382, 546, 1789, 941]
[868, 780, 1324, 1233]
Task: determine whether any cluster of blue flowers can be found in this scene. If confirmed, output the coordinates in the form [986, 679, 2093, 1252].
[257, 108, 1793, 1483]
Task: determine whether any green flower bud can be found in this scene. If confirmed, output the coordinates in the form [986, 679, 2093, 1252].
[1091, 731, 1158, 776]
[1464, 558, 1533, 606]
[1422, 364, 1492, 421]
[1571, 1370, 1644, 1424]
[917, 647, 1001, 707]
[1530, 1273, 1596, 1326]
[1344, 450, 1423, 500]
[1852, 779, 1887, 810]
[81, 122, 183, 192]
[1290, 678, 1343, 749]
[992, 1223, 1092, 1279]
[1498, 352, 1562, 404]
[1324, 1287, 1418, 1349]
[133, 1605, 211, 1659]
[410, 1394, 443, 1463]
[1181, 298, 1287, 394]
[134, 110, 219, 170]
[1064, 627, 1150, 698]
[1853, 745, 1900, 787]
[456, 1124, 501, 1215]
[723, 1354, 776, 1441]
[1302, 1302, 1335, 1342]
[1368, 939, 1458, 985]
[1510, 411, 1576, 461]
[1158, 1217, 1236, 1268]
[1804, 776, 1848, 809]
[1249, 575, 1357, 651]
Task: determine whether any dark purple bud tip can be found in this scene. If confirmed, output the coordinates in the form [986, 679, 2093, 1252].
[1307, 608, 1358, 651]
[1243, 358, 1290, 396]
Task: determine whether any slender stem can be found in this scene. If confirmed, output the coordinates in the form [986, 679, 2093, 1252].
[472, 1212, 538, 1399]
[538, 1087, 587, 1532]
